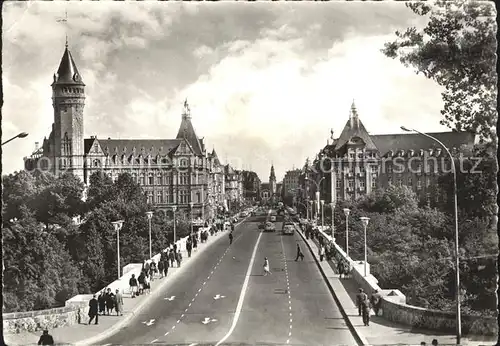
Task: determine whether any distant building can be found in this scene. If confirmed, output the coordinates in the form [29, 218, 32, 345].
[23, 42, 227, 219]
[241, 170, 261, 202]
[224, 164, 243, 210]
[299, 101, 475, 207]
[260, 164, 278, 202]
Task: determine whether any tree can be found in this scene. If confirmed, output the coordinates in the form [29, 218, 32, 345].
[359, 185, 418, 213]
[382, 1, 496, 143]
[86, 171, 114, 210]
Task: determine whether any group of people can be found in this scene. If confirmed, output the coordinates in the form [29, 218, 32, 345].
[87, 288, 124, 325]
[356, 288, 382, 326]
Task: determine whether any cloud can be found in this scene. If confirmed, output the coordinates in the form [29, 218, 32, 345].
[2, 2, 449, 182]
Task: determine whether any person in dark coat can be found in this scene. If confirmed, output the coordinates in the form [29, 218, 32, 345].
[173, 243, 178, 254]
[176, 250, 183, 267]
[168, 249, 175, 267]
[137, 272, 146, 295]
[186, 240, 192, 258]
[38, 330, 54, 345]
[337, 260, 345, 279]
[158, 260, 164, 279]
[163, 256, 170, 276]
[129, 274, 138, 298]
[295, 244, 304, 261]
[149, 260, 156, 281]
[105, 288, 115, 315]
[229, 232, 233, 245]
[97, 292, 106, 315]
[371, 289, 382, 316]
[193, 235, 198, 251]
[88, 294, 99, 325]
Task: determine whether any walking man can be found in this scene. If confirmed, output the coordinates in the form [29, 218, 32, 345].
[362, 296, 371, 326]
[88, 294, 99, 325]
[263, 257, 272, 276]
[176, 250, 183, 267]
[319, 245, 326, 262]
[295, 244, 304, 261]
[114, 289, 123, 316]
[229, 231, 233, 245]
[186, 239, 192, 258]
[129, 274, 138, 298]
[371, 289, 382, 316]
[356, 288, 367, 316]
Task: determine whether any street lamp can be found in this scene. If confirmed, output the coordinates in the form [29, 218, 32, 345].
[189, 202, 194, 237]
[401, 125, 461, 344]
[343, 208, 350, 257]
[111, 220, 125, 279]
[330, 202, 335, 240]
[2, 132, 28, 146]
[320, 199, 325, 229]
[305, 176, 325, 222]
[171, 205, 177, 243]
[360, 217, 370, 277]
[146, 211, 153, 259]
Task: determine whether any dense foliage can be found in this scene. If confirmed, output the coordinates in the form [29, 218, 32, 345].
[2, 170, 193, 313]
[333, 183, 496, 316]
[382, 0, 497, 143]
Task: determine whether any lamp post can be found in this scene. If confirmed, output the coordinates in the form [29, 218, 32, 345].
[330, 202, 335, 240]
[320, 199, 325, 229]
[343, 208, 350, 257]
[360, 217, 370, 277]
[189, 202, 194, 237]
[305, 176, 325, 225]
[401, 126, 461, 344]
[146, 211, 153, 259]
[171, 206, 177, 243]
[2, 132, 28, 146]
[112, 220, 125, 279]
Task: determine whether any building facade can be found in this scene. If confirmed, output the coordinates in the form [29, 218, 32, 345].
[241, 170, 261, 202]
[282, 169, 301, 205]
[299, 102, 475, 208]
[24, 43, 226, 219]
[260, 165, 279, 202]
[224, 164, 243, 210]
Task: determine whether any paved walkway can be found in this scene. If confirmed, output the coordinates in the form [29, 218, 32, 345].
[296, 226, 497, 346]
[4, 228, 231, 346]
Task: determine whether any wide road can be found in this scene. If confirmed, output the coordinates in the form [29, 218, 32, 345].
[100, 210, 357, 346]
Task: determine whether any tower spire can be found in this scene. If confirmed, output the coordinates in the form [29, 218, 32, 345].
[349, 99, 359, 128]
[57, 10, 69, 48]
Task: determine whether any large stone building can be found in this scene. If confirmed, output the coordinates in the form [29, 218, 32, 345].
[241, 170, 261, 202]
[224, 164, 243, 210]
[299, 102, 475, 209]
[24, 43, 227, 219]
[282, 169, 301, 205]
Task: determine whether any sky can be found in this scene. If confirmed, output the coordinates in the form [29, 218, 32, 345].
[2, 1, 451, 182]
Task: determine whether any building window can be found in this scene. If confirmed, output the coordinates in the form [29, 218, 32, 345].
[93, 143, 99, 153]
[388, 176, 393, 185]
[371, 179, 376, 189]
[197, 192, 201, 203]
[140, 174, 145, 185]
[397, 179, 402, 187]
[435, 190, 440, 202]
[359, 181, 365, 190]
[93, 159, 100, 167]
[147, 191, 153, 204]
[157, 191, 163, 204]
[426, 193, 431, 205]
[179, 173, 189, 185]
[387, 165, 393, 174]
[179, 190, 190, 204]
[408, 177, 412, 186]
[417, 179, 422, 190]
[348, 180, 354, 189]
[148, 173, 154, 185]
[426, 177, 431, 187]
[157, 173, 163, 185]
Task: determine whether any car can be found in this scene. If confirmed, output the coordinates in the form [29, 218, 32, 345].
[251, 211, 256, 216]
[270, 215, 276, 222]
[282, 222, 295, 235]
[258, 222, 265, 229]
[264, 222, 276, 232]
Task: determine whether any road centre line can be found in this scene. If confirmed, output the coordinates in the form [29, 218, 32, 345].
[215, 231, 263, 346]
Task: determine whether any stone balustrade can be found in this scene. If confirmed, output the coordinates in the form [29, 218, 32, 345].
[3, 228, 209, 335]
[314, 227, 497, 336]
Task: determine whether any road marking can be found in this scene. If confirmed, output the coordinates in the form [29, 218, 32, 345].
[181, 314, 185, 318]
[165, 332, 169, 336]
[198, 288, 202, 292]
[177, 320, 180, 323]
[151, 339, 158, 344]
[188, 344, 198, 346]
[185, 308, 188, 312]
[172, 325, 176, 330]
[215, 232, 263, 346]
[286, 339, 290, 344]
[189, 302, 192, 306]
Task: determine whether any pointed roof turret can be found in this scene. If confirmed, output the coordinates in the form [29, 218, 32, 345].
[52, 45, 84, 86]
[334, 101, 378, 152]
[269, 164, 276, 181]
[176, 99, 203, 155]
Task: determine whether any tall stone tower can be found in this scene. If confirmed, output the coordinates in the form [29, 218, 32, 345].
[269, 164, 277, 195]
[51, 42, 85, 180]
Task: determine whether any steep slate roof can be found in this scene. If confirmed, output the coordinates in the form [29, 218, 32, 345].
[176, 102, 203, 156]
[53, 46, 84, 85]
[84, 138, 182, 156]
[334, 119, 378, 152]
[210, 148, 221, 166]
[371, 132, 475, 156]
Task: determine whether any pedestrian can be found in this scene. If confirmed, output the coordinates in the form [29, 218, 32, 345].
[371, 289, 382, 316]
[186, 240, 192, 258]
[138, 271, 146, 295]
[144, 260, 150, 275]
[420, 342, 426, 346]
[169, 249, 175, 267]
[173, 243, 178, 254]
[193, 235, 198, 251]
[97, 291, 106, 315]
[295, 244, 304, 261]
[431, 339, 438, 346]
[229, 232, 233, 245]
[105, 288, 115, 315]
[114, 289, 123, 316]
[176, 250, 183, 267]
[231, 223, 235, 232]
[362, 296, 371, 326]
[319, 245, 325, 261]
[356, 288, 368, 316]
[263, 257, 272, 276]
[37, 330, 54, 345]
[129, 274, 138, 298]
[88, 294, 99, 325]
[163, 256, 170, 277]
[158, 260, 164, 279]
[149, 260, 156, 281]
[144, 274, 151, 295]
[342, 260, 351, 278]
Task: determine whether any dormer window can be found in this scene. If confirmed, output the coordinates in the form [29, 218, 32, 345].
[419, 149, 424, 156]
[409, 149, 414, 157]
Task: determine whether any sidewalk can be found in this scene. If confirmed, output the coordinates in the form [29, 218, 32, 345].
[295, 225, 496, 346]
[4, 227, 232, 346]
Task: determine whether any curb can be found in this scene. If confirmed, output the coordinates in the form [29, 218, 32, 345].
[75, 215, 249, 346]
[294, 223, 370, 346]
